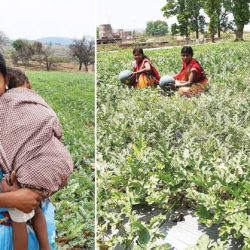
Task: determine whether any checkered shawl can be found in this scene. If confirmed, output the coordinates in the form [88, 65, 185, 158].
[0, 88, 73, 197]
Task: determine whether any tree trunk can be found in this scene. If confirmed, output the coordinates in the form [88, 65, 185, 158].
[196, 29, 199, 39]
[217, 21, 221, 38]
[46, 60, 49, 71]
[79, 62, 82, 71]
[217, 13, 221, 38]
[184, 36, 190, 45]
[84, 63, 88, 72]
[211, 33, 215, 43]
[209, 15, 217, 43]
[234, 27, 244, 41]
[209, 23, 216, 43]
[195, 17, 199, 39]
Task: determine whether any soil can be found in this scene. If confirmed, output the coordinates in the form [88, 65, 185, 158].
[6, 60, 95, 73]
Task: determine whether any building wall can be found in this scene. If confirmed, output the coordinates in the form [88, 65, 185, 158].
[99, 24, 113, 38]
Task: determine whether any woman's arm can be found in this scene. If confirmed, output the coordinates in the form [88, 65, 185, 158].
[175, 70, 196, 87]
[133, 62, 151, 75]
[0, 189, 42, 213]
[0, 172, 42, 213]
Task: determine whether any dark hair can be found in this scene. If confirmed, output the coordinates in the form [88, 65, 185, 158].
[133, 47, 149, 59]
[0, 53, 7, 78]
[7, 67, 30, 89]
[181, 46, 193, 56]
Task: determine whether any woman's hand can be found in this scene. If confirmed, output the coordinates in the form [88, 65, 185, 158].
[175, 80, 192, 88]
[0, 188, 42, 213]
[175, 80, 183, 87]
[0, 171, 43, 213]
[130, 72, 140, 78]
[11, 189, 43, 213]
[11, 171, 42, 212]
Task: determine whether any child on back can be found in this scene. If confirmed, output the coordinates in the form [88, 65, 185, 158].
[0, 67, 73, 250]
[131, 47, 160, 88]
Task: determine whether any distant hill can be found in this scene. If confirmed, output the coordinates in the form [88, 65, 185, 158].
[36, 37, 75, 45]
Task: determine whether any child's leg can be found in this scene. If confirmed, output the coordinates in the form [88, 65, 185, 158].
[8, 208, 34, 250]
[12, 221, 28, 250]
[32, 206, 50, 250]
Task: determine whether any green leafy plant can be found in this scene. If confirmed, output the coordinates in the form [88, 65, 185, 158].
[97, 42, 250, 249]
[28, 71, 95, 249]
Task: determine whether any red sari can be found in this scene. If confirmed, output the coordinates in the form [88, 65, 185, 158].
[174, 58, 208, 97]
[132, 58, 160, 88]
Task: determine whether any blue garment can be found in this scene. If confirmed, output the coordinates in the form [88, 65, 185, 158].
[0, 170, 56, 250]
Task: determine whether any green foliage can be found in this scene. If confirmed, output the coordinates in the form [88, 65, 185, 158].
[11, 40, 58, 70]
[231, 0, 250, 27]
[27, 71, 95, 249]
[12, 39, 34, 65]
[162, 0, 190, 37]
[186, 235, 228, 249]
[230, 0, 250, 40]
[97, 42, 250, 248]
[201, 0, 222, 40]
[171, 23, 179, 36]
[162, 0, 205, 38]
[162, 0, 250, 40]
[146, 20, 169, 36]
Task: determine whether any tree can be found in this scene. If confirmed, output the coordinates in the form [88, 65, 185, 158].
[225, 0, 250, 41]
[11, 39, 55, 70]
[32, 42, 56, 71]
[198, 15, 207, 35]
[0, 31, 9, 52]
[40, 44, 56, 71]
[162, 0, 205, 39]
[187, 0, 205, 39]
[69, 37, 95, 71]
[145, 20, 169, 36]
[217, 10, 234, 37]
[12, 39, 34, 65]
[171, 23, 179, 35]
[33, 41, 44, 65]
[201, 0, 222, 42]
[162, 0, 190, 38]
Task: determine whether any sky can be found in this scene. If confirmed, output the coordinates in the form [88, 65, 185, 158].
[1, 0, 249, 40]
[97, 0, 171, 30]
[0, 0, 95, 40]
[96, 0, 250, 32]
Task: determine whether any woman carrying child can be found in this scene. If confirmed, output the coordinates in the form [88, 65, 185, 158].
[0, 52, 71, 250]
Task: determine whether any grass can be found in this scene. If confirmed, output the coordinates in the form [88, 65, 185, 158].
[27, 71, 95, 249]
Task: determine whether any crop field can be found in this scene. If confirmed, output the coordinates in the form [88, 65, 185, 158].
[97, 42, 250, 249]
[27, 71, 95, 249]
